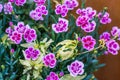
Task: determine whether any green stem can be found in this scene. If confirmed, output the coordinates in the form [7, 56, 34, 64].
[79, 45, 102, 55]
[81, 0, 86, 8]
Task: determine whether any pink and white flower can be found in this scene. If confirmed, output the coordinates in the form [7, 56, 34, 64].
[43, 53, 56, 68]
[34, 0, 46, 6]
[52, 18, 69, 33]
[14, 22, 26, 34]
[4, 2, 13, 14]
[29, 5, 48, 21]
[81, 35, 96, 51]
[10, 31, 22, 44]
[6, 27, 13, 37]
[45, 72, 60, 80]
[76, 7, 97, 19]
[63, 0, 79, 10]
[67, 60, 84, 77]
[100, 32, 111, 42]
[76, 16, 96, 32]
[24, 47, 40, 60]
[98, 12, 111, 24]
[55, 4, 68, 17]
[106, 40, 120, 55]
[15, 0, 26, 6]
[111, 26, 120, 40]
[24, 28, 37, 43]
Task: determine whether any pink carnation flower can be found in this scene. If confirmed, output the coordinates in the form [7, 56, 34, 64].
[67, 60, 84, 77]
[64, 0, 79, 10]
[14, 22, 26, 34]
[9, 0, 14, 3]
[98, 12, 111, 24]
[106, 40, 120, 55]
[81, 35, 96, 51]
[76, 7, 96, 19]
[0, 4, 3, 13]
[29, 10, 40, 21]
[76, 16, 96, 32]
[55, 4, 68, 17]
[6, 27, 13, 37]
[10, 31, 22, 44]
[34, 0, 46, 6]
[45, 72, 60, 80]
[43, 53, 56, 68]
[24, 28, 37, 43]
[4, 2, 13, 14]
[29, 5, 48, 21]
[24, 47, 40, 60]
[100, 32, 111, 42]
[111, 26, 120, 40]
[52, 18, 69, 33]
[15, 0, 26, 6]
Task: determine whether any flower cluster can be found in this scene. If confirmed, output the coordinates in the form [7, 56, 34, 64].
[6, 22, 37, 44]
[2, 0, 120, 79]
[76, 7, 96, 32]
[98, 12, 111, 24]
[34, 0, 46, 6]
[4, 2, 13, 14]
[81, 35, 96, 51]
[45, 72, 60, 80]
[0, 1, 26, 14]
[24, 47, 40, 60]
[99, 26, 120, 55]
[52, 18, 69, 33]
[30, 5, 48, 21]
[67, 60, 84, 77]
[55, 0, 78, 17]
[43, 53, 56, 68]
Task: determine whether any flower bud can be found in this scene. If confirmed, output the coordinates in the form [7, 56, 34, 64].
[59, 71, 64, 77]
[1, 65, 5, 70]
[9, 21, 13, 27]
[10, 48, 15, 53]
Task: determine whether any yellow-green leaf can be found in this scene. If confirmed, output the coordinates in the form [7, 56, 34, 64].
[60, 74, 86, 80]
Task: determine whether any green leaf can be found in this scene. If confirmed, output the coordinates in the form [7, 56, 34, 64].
[0, 73, 3, 80]
[60, 74, 86, 80]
